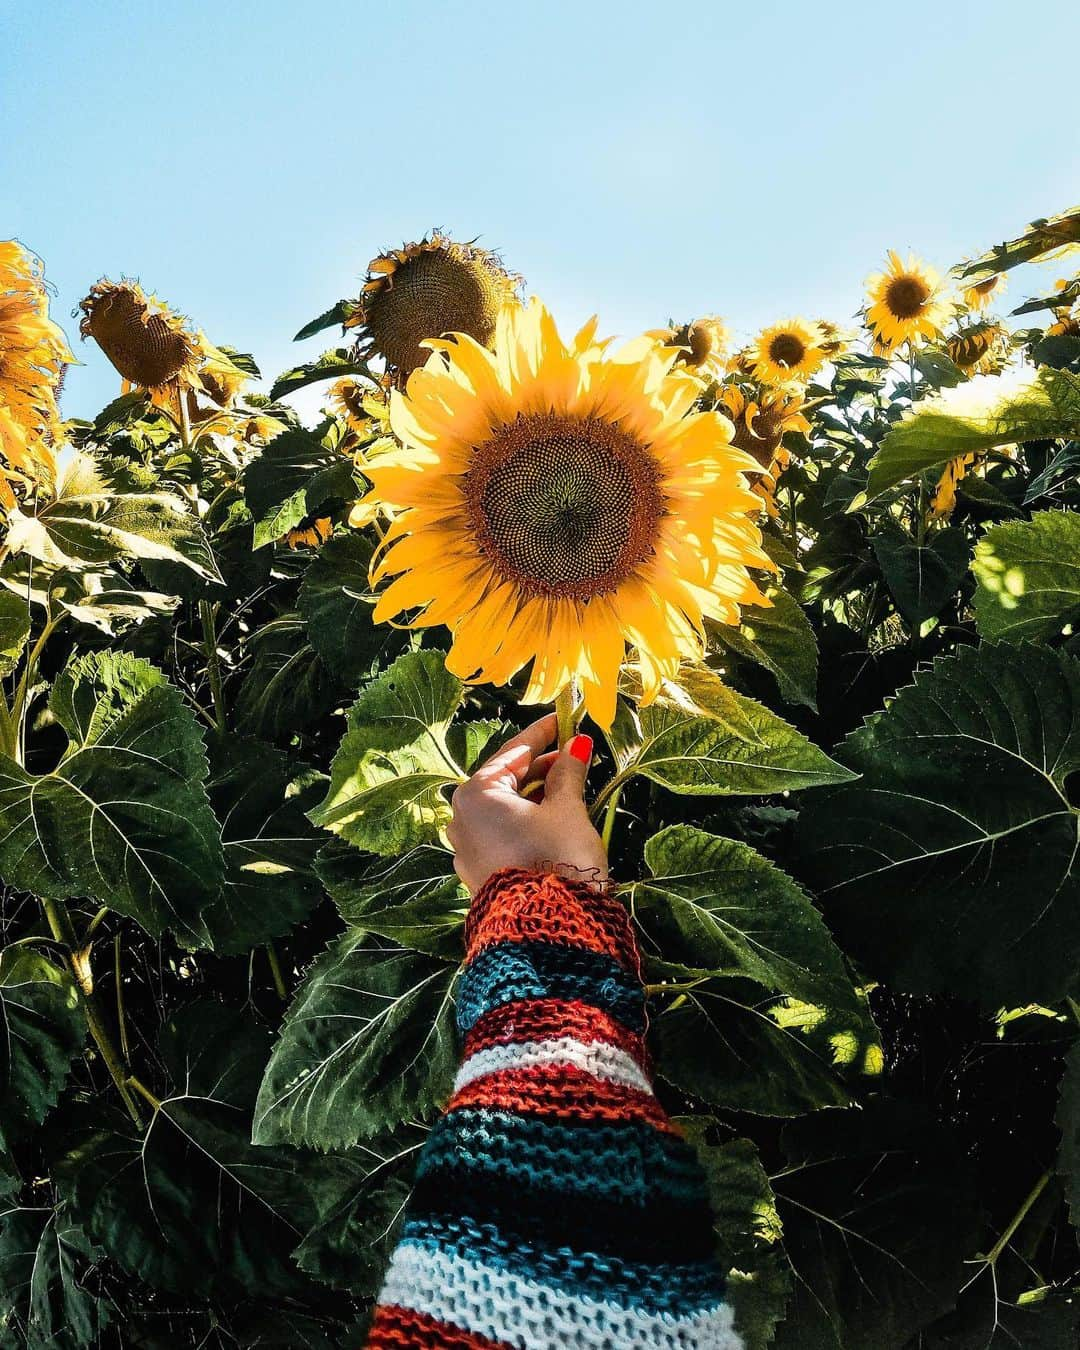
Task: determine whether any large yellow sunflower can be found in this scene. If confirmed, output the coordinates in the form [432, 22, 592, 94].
[750, 319, 827, 386]
[0, 241, 72, 511]
[345, 232, 520, 383]
[865, 251, 952, 352]
[362, 299, 771, 727]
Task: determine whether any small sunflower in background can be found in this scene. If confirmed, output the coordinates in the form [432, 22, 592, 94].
[865, 251, 952, 353]
[360, 298, 771, 728]
[930, 453, 976, 519]
[1047, 281, 1080, 337]
[946, 321, 1010, 376]
[284, 514, 334, 550]
[344, 232, 520, 383]
[0, 240, 72, 510]
[962, 272, 1006, 312]
[650, 316, 731, 380]
[751, 319, 827, 386]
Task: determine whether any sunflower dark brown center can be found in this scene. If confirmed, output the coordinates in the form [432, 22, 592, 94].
[885, 274, 930, 319]
[768, 332, 807, 368]
[87, 289, 192, 387]
[364, 248, 505, 378]
[464, 413, 665, 599]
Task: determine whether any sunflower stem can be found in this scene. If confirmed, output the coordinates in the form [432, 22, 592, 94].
[555, 683, 579, 748]
[38, 896, 142, 1127]
[199, 600, 227, 735]
[600, 783, 623, 852]
[265, 941, 288, 1000]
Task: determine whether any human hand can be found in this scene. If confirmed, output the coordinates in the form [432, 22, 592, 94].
[445, 713, 608, 895]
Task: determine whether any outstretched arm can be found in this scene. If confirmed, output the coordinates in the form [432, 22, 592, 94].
[365, 716, 742, 1350]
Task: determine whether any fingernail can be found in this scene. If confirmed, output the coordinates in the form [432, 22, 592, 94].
[568, 734, 593, 765]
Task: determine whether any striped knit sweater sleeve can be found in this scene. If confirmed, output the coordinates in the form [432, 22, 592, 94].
[364, 866, 743, 1350]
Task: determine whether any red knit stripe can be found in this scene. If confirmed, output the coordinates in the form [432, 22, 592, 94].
[463, 996, 651, 1074]
[466, 869, 640, 975]
[365, 1304, 512, 1349]
[447, 1063, 675, 1132]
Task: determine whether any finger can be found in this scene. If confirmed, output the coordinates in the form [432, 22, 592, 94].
[542, 733, 593, 804]
[519, 749, 560, 803]
[472, 713, 558, 786]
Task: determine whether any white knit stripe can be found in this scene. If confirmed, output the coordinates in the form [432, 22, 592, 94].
[379, 1241, 744, 1350]
[453, 1036, 652, 1096]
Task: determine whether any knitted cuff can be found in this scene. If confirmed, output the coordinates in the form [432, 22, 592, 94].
[465, 866, 641, 980]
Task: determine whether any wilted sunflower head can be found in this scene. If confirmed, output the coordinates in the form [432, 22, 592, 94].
[196, 335, 253, 407]
[962, 273, 1005, 312]
[346, 233, 520, 383]
[78, 280, 200, 390]
[946, 321, 1010, 375]
[720, 385, 810, 470]
[865, 251, 952, 353]
[751, 319, 827, 386]
[361, 298, 772, 727]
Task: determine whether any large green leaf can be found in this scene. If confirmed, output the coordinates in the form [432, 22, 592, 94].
[297, 531, 410, 687]
[202, 738, 325, 954]
[0, 591, 30, 676]
[709, 587, 820, 709]
[956, 204, 1080, 279]
[253, 935, 458, 1148]
[0, 1206, 107, 1349]
[234, 615, 341, 740]
[315, 840, 467, 960]
[870, 526, 970, 627]
[0, 951, 84, 1134]
[0, 652, 225, 947]
[292, 301, 361, 343]
[1056, 1040, 1080, 1237]
[973, 511, 1080, 642]
[243, 423, 358, 549]
[308, 650, 466, 855]
[678, 1122, 790, 1350]
[57, 1003, 339, 1301]
[864, 368, 1080, 501]
[801, 643, 1080, 1006]
[4, 457, 221, 581]
[614, 664, 853, 797]
[771, 1103, 979, 1350]
[269, 348, 373, 401]
[629, 825, 860, 1013]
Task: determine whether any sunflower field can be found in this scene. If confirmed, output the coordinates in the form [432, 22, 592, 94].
[3, 205, 1080, 1349]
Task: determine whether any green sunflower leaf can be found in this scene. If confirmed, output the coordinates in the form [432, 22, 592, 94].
[708, 587, 820, 709]
[0, 590, 30, 676]
[863, 367, 1080, 502]
[0, 652, 225, 948]
[307, 650, 465, 856]
[800, 642, 1080, 1007]
[870, 526, 970, 626]
[973, 510, 1080, 642]
[619, 663, 853, 797]
[270, 348, 374, 401]
[0, 1206, 108, 1348]
[253, 935, 458, 1148]
[244, 423, 358, 549]
[0, 950, 84, 1134]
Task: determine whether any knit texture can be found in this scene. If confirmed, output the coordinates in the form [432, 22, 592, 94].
[364, 867, 742, 1350]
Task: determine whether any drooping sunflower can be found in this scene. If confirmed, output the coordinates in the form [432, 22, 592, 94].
[362, 299, 771, 727]
[719, 385, 808, 518]
[865, 251, 952, 353]
[930, 454, 976, 519]
[650, 316, 731, 379]
[0, 241, 72, 510]
[344, 232, 520, 383]
[962, 273, 1005, 312]
[750, 319, 827, 386]
[78, 280, 201, 394]
[946, 321, 1010, 375]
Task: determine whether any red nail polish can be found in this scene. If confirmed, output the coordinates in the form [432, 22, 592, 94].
[568, 734, 593, 765]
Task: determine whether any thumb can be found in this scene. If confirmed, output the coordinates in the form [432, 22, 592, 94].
[542, 734, 593, 804]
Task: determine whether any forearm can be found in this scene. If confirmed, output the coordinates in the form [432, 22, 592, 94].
[365, 866, 741, 1350]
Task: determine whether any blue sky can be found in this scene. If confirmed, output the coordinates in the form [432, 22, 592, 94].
[2, 0, 1078, 420]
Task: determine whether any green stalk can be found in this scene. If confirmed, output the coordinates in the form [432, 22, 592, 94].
[265, 942, 287, 1000]
[199, 600, 227, 735]
[555, 681, 579, 748]
[600, 782, 623, 852]
[38, 896, 143, 1127]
